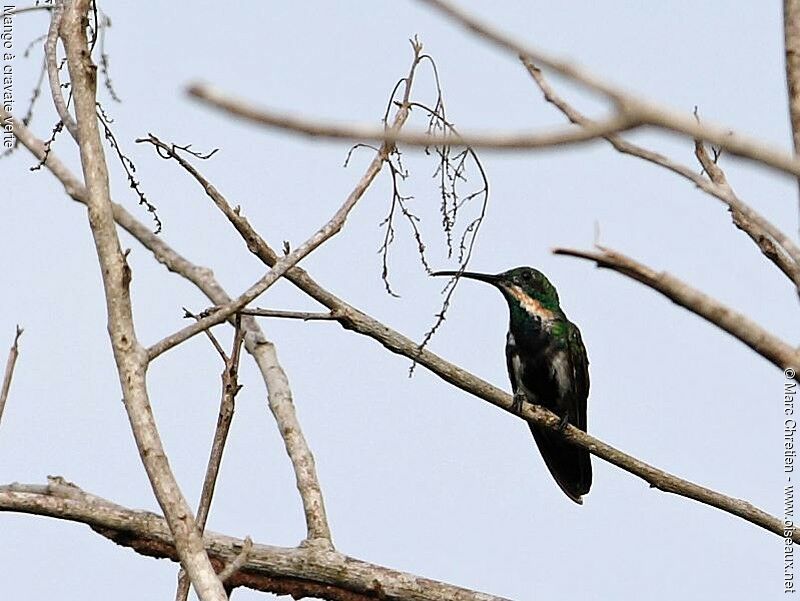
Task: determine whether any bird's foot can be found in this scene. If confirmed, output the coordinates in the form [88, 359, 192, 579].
[557, 413, 570, 433]
[512, 391, 527, 415]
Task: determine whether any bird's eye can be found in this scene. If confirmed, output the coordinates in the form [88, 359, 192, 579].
[522, 271, 532, 281]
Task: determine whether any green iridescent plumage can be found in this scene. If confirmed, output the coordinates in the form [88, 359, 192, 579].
[433, 266, 592, 503]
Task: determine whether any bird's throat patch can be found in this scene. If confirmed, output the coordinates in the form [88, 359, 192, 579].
[507, 284, 556, 321]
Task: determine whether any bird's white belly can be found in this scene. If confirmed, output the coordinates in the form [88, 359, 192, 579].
[550, 352, 572, 398]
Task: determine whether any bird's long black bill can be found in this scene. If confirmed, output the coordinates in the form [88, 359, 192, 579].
[431, 270, 501, 285]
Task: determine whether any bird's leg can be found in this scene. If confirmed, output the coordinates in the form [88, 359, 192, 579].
[512, 390, 527, 415]
[557, 413, 570, 432]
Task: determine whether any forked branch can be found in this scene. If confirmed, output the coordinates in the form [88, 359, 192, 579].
[521, 58, 800, 291]
[145, 40, 421, 359]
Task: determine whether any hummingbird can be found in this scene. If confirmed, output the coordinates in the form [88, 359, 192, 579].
[432, 266, 592, 504]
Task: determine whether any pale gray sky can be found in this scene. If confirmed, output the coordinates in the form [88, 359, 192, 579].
[1, 2, 792, 599]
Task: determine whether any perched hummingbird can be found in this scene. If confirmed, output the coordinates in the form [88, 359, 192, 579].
[432, 267, 592, 504]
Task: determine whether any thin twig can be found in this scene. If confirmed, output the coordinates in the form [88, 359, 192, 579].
[44, 1, 77, 140]
[217, 536, 253, 582]
[553, 244, 800, 374]
[197, 318, 245, 531]
[176, 318, 246, 601]
[0, 326, 23, 427]
[401, 101, 490, 368]
[8, 5, 54, 16]
[96, 105, 162, 233]
[96, 12, 121, 103]
[183, 308, 227, 362]
[240, 309, 337, 321]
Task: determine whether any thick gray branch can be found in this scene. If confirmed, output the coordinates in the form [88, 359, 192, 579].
[0, 481, 509, 601]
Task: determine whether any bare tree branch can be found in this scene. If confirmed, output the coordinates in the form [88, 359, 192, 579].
[0, 326, 23, 427]
[0, 481, 511, 601]
[182, 2, 800, 179]
[693, 138, 800, 287]
[58, 3, 226, 599]
[250, 334, 333, 546]
[183, 309, 228, 361]
[3, 107, 333, 548]
[416, 0, 800, 178]
[553, 244, 800, 374]
[8, 5, 53, 16]
[44, 1, 77, 140]
[153, 132, 792, 541]
[140, 172, 364, 358]
[7, 78, 790, 553]
[198, 320, 245, 530]
[10, 28, 790, 586]
[306, 288, 794, 541]
[521, 58, 800, 291]
[187, 83, 640, 149]
[241, 309, 338, 321]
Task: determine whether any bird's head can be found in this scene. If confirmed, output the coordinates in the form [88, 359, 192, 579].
[432, 266, 561, 320]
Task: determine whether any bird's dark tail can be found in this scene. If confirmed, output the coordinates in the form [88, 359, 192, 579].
[529, 425, 592, 504]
